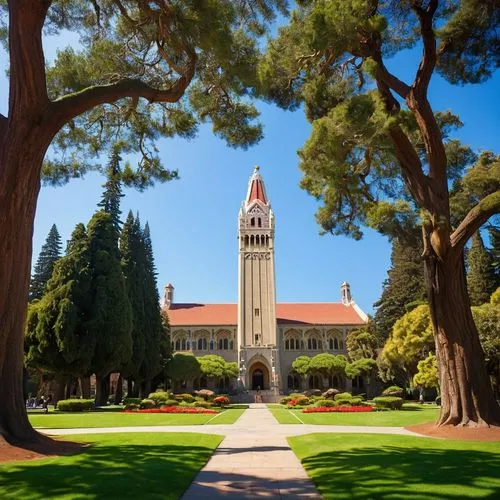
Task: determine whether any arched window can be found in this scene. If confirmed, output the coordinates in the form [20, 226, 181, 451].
[245, 235, 249, 246]
[339, 339, 344, 350]
[186, 340, 190, 350]
[258, 218, 262, 227]
[318, 340, 322, 349]
[329, 338, 333, 350]
[334, 338, 339, 350]
[209, 339, 215, 350]
[290, 338, 295, 350]
[218, 338, 223, 350]
[181, 339, 186, 350]
[197, 338, 203, 350]
[250, 235, 254, 245]
[223, 338, 229, 350]
[229, 340, 234, 350]
[251, 217, 255, 227]
[285, 339, 290, 350]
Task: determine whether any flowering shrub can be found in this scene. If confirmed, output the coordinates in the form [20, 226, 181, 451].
[214, 396, 230, 407]
[287, 395, 310, 407]
[123, 406, 217, 414]
[303, 406, 373, 413]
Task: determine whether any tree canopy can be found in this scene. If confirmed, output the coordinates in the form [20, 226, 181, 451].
[346, 323, 378, 360]
[413, 353, 439, 390]
[467, 232, 497, 306]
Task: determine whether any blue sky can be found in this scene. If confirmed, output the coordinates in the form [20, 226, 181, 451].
[0, 25, 498, 315]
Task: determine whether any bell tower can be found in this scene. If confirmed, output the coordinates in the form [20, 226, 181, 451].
[237, 166, 277, 349]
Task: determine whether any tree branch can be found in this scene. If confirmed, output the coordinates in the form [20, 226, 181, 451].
[375, 61, 411, 99]
[451, 191, 500, 252]
[411, 0, 438, 97]
[50, 70, 194, 132]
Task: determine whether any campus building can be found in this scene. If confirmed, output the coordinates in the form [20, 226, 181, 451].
[163, 166, 368, 396]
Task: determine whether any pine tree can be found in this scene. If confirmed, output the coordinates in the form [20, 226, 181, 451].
[87, 211, 132, 405]
[119, 211, 147, 394]
[373, 237, 426, 342]
[139, 221, 164, 395]
[98, 147, 124, 231]
[467, 232, 496, 306]
[25, 224, 94, 380]
[29, 224, 62, 301]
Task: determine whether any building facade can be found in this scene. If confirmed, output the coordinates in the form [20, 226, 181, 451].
[164, 167, 367, 395]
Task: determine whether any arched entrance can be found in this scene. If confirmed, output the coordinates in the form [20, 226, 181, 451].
[249, 361, 270, 390]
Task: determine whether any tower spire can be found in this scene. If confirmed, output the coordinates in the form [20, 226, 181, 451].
[246, 165, 268, 205]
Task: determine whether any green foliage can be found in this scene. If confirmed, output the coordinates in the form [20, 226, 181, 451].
[123, 397, 142, 406]
[86, 211, 133, 377]
[25, 224, 94, 377]
[309, 353, 347, 377]
[314, 399, 336, 408]
[491, 288, 500, 306]
[373, 237, 426, 341]
[29, 1, 289, 187]
[166, 353, 201, 384]
[147, 392, 171, 406]
[198, 355, 228, 379]
[413, 354, 439, 390]
[379, 305, 434, 384]
[98, 147, 124, 230]
[467, 232, 496, 306]
[346, 358, 378, 379]
[346, 323, 378, 360]
[334, 392, 353, 401]
[162, 400, 179, 407]
[373, 396, 404, 410]
[139, 398, 156, 409]
[489, 228, 500, 289]
[382, 386, 404, 398]
[56, 399, 94, 412]
[124, 403, 139, 410]
[175, 393, 196, 403]
[29, 224, 63, 301]
[292, 356, 312, 378]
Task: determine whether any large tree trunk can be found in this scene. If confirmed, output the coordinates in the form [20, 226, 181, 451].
[425, 250, 500, 427]
[95, 374, 110, 406]
[114, 374, 123, 405]
[80, 376, 91, 399]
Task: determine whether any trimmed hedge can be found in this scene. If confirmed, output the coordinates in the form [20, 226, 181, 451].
[382, 386, 404, 397]
[140, 398, 156, 409]
[373, 396, 404, 410]
[314, 399, 337, 408]
[124, 403, 139, 410]
[334, 392, 353, 401]
[175, 393, 195, 403]
[163, 399, 179, 407]
[148, 392, 171, 405]
[57, 399, 94, 412]
[123, 397, 142, 406]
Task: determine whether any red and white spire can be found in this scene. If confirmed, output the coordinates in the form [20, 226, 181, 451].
[246, 165, 268, 205]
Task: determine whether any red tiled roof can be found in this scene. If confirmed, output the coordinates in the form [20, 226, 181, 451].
[247, 178, 267, 204]
[166, 302, 365, 326]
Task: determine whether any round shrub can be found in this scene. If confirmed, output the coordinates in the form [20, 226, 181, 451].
[334, 392, 352, 401]
[280, 396, 292, 405]
[382, 386, 404, 397]
[139, 398, 156, 409]
[373, 396, 404, 410]
[123, 397, 142, 406]
[124, 403, 139, 410]
[57, 399, 94, 412]
[195, 401, 214, 409]
[214, 396, 230, 407]
[315, 399, 336, 408]
[148, 392, 171, 406]
[175, 393, 195, 403]
[163, 399, 179, 407]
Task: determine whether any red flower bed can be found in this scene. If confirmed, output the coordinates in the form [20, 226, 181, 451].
[123, 406, 217, 414]
[302, 406, 373, 413]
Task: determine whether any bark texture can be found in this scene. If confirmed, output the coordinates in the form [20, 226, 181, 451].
[425, 250, 500, 426]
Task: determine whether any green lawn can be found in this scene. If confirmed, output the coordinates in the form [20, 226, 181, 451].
[268, 404, 439, 426]
[0, 433, 222, 499]
[289, 433, 500, 499]
[29, 408, 245, 429]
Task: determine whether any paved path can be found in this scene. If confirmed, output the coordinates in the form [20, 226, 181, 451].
[42, 405, 425, 499]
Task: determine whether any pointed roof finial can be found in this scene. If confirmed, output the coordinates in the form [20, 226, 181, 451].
[246, 165, 268, 204]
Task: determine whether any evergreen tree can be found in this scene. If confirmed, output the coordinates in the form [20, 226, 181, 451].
[373, 238, 426, 341]
[25, 224, 94, 380]
[467, 232, 496, 306]
[29, 224, 62, 301]
[488, 227, 500, 289]
[139, 221, 164, 394]
[119, 211, 146, 393]
[98, 147, 124, 231]
[87, 211, 133, 405]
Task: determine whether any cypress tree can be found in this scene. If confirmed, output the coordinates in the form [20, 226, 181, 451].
[119, 211, 146, 395]
[25, 224, 94, 384]
[489, 227, 500, 290]
[87, 211, 133, 405]
[98, 147, 124, 231]
[29, 224, 62, 301]
[139, 221, 164, 395]
[373, 237, 426, 342]
[467, 232, 496, 306]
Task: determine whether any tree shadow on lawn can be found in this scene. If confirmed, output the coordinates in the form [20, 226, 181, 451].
[0, 442, 216, 499]
[301, 446, 500, 499]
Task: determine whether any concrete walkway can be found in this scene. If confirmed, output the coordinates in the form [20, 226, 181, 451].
[42, 405, 425, 499]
